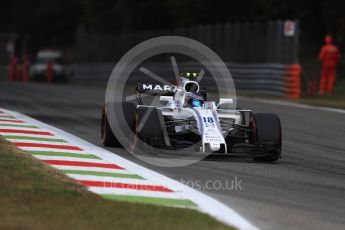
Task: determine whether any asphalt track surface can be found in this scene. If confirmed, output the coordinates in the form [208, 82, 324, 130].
[1, 82, 345, 230]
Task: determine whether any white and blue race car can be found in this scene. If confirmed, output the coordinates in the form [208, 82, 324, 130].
[102, 72, 282, 162]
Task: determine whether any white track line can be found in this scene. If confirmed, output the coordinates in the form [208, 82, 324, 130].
[240, 97, 345, 114]
[1, 108, 259, 230]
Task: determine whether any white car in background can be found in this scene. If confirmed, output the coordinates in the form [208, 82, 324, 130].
[29, 50, 70, 82]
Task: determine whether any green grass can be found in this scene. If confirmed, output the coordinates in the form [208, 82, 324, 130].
[298, 79, 345, 109]
[239, 79, 345, 109]
[0, 138, 235, 230]
[297, 96, 345, 109]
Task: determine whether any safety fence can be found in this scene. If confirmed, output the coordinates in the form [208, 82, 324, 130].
[0, 20, 301, 99]
[76, 20, 299, 64]
[72, 62, 301, 98]
[0, 66, 6, 81]
[0, 64, 29, 82]
[73, 20, 301, 98]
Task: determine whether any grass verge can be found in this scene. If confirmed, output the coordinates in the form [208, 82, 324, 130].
[239, 80, 345, 109]
[298, 79, 345, 109]
[296, 96, 345, 109]
[0, 138, 234, 230]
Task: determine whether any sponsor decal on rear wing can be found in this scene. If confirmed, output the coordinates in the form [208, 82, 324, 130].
[136, 83, 177, 95]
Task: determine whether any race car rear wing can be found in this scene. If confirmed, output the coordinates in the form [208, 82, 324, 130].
[136, 83, 176, 96]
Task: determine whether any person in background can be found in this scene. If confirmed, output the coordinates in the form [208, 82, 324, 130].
[318, 35, 341, 96]
[22, 55, 29, 82]
[46, 60, 53, 83]
[7, 55, 18, 81]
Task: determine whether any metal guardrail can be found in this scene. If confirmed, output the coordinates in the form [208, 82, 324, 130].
[0, 65, 7, 81]
[0, 62, 300, 98]
[72, 62, 301, 98]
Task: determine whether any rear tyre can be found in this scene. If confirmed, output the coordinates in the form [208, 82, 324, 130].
[251, 113, 282, 162]
[101, 106, 120, 147]
[133, 107, 169, 150]
[101, 102, 136, 147]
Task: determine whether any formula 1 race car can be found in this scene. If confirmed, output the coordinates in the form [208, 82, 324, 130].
[102, 72, 282, 162]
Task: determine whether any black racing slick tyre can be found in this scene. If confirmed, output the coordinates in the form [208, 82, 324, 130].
[136, 107, 165, 138]
[101, 102, 136, 147]
[251, 113, 282, 162]
[101, 106, 119, 147]
[131, 107, 169, 150]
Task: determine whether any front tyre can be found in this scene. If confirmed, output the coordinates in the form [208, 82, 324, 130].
[251, 113, 282, 162]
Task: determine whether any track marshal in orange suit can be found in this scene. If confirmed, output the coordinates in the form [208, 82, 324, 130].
[318, 35, 341, 95]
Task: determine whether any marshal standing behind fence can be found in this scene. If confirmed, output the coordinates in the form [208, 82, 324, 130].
[318, 35, 341, 96]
